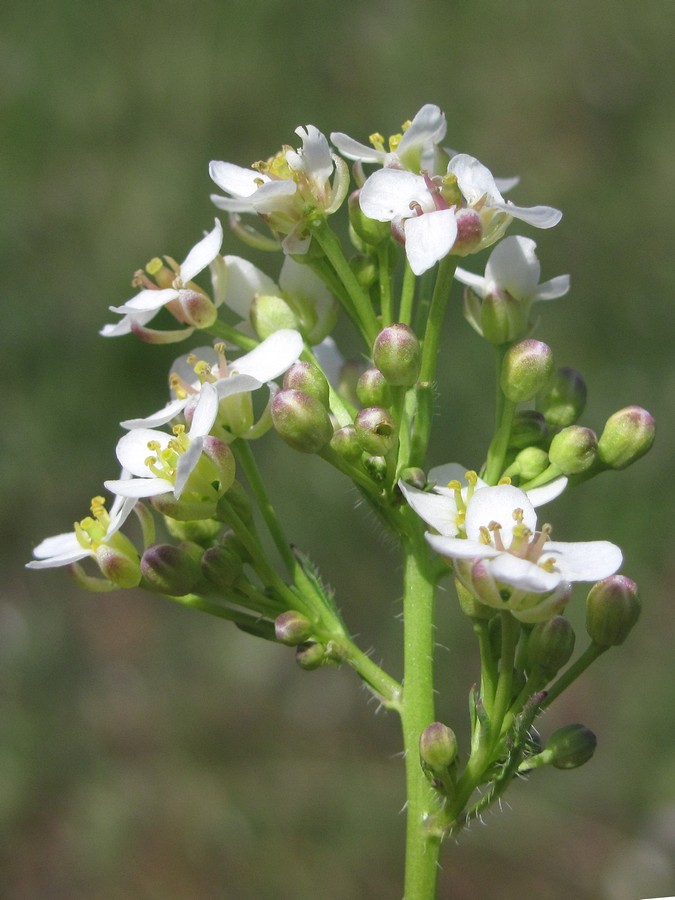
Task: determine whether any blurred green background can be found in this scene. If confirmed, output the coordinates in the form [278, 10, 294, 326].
[3, 0, 674, 897]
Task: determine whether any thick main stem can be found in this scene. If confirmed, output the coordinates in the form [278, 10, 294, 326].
[400, 518, 441, 899]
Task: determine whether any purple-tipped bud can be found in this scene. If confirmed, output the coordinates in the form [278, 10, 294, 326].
[546, 724, 597, 769]
[501, 340, 554, 403]
[419, 722, 458, 772]
[363, 454, 387, 482]
[372, 324, 421, 387]
[94, 542, 142, 589]
[284, 361, 330, 408]
[348, 190, 390, 246]
[202, 436, 237, 494]
[141, 542, 202, 596]
[597, 406, 656, 469]
[177, 290, 218, 329]
[356, 367, 393, 409]
[537, 367, 587, 427]
[510, 410, 548, 449]
[271, 389, 333, 453]
[295, 641, 326, 671]
[586, 575, 641, 647]
[201, 542, 244, 591]
[250, 293, 300, 340]
[527, 615, 576, 678]
[354, 407, 397, 455]
[399, 467, 426, 490]
[549, 426, 598, 474]
[330, 425, 363, 463]
[275, 611, 314, 646]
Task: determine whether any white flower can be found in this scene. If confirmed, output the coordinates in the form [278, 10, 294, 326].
[401, 466, 621, 622]
[101, 220, 223, 338]
[119, 330, 303, 443]
[456, 235, 570, 341]
[27, 491, 138, 571]
[209, 126, 349, 254]
[359, 153, 561, 276]
[331, 104, 448, 174]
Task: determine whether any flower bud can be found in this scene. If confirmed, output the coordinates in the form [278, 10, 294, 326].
[201, 541, 244, 591]
[295, 641, 326, 671]
[585, 575, 641, 647]
[548, 426, 598, 475]
[356, 367, 393, 409]
[141, 542, 202, 596]
[399, 467, 426, 490]
[363, 454, 387, 481]
[372, 324, 421, 387]
[164, 516, 222, 546]
[348, 190, 390, 246]
[546, 724, 597, 769]
[526, 615, 576, 678]
[250, 293, 300, 340]
[419, 722, 458, 772]
[284, 361, 330, 408]
[537, 367, 587, 427]
[94, 540, 142, 589]
[275, 610, 314, 646]
[509, 410, 548, 449]
[176, 290, 218, 329]
[480, 290, 518, 345]
[597, 406, 656, 469]
[501, 340, 554, 403]
[354, 407, 397, 456]
[271, 389, 333, 453]
[508, 447, 549, 481]
[350, 254, 378, 289]
[202, 436, 237, 494]
[330, 425, 363, 463]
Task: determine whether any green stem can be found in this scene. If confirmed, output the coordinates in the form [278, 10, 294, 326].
[377, 241, 393, 326]
[206, 320, 259, 351]
[399, 514, 441, 899]
[473, 617, 498, 714]
[490, 612, 519, 743]
[330, 635, 403, 712]
[398, 261, 416, 326]
[484, 346, 515, 485]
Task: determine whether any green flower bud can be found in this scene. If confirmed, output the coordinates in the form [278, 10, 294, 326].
[201, 542, 244, 591]
[356, 367, 393, 409]
[597, 406, 656, 469]
[480, 290, 519, 345]
[141, 542, 202, 596]
[295, 641, 326, 671]
[250, 293, 300, 340]
[586, 575, 641, 647]
[546, 724, 597, 769]
[501, 340, 554, 404]
[363, 454, 387, 482]
[549, 426, 598, 474]
[330, 425, 363, 463]
[275, 611, 314, 646]
[419, 722, 458, 772]
[372, 324, 421, 387]
[164, 516, 222, 546]
[509, 447, 550, 481]
[527, 615, 576, 678]
[284, 361, 330, 408]
[509, 410, 548, 449]
[354, 407, 397, 455]
[348, 190, 390, 246]
[537, 367, 587, 427]
[271, 389, 333, 453]
[398, 467, 426, 490]
[350, 253, 378, 289]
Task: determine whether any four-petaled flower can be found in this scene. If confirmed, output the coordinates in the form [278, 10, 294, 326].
[210, 125, 349, 254]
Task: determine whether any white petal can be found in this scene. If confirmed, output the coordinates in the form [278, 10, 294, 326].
[249, 179, 297, 214]
[398, 480, 460, 536]
[544, 540, 622, 582]
[112, 288, 178, 313]
[215, 373, 263, 399]
[174, 437, 204, 498]
[104, 477, 174, 498]
[485, 236, 540, 299]
[121, 397, 188, 430]
[489, 553, 561, 592]
[293, 125, 333, 184]
[454, 267, 487, 295]
[535, 274, 570, 301]
[397, 105, 447, 162]
[115, 429, 171, 477]
[465, 485, 537, 545]
[359, 169, 429, 221]
[496, 202, 562, 229]
[233, 329, 303, 382]
[210, 193, 257, 213]
[448, 154, 504, 205]
[106, 494, 139, 536]
[525, 476, 568, 507]
[312, 336, 343, 388]
[279, 256, 331, 305]
[209, 161, 267, 197]
[27, 547, 89, 568]
[425, 533, 500, 560]
[179, 219, 223, 284]
[404, 208, 458, 276]
[330, 132, 385, 163]
[222, 256, 279, 318]
[188, 382, 219, 437]
[30, 532, 84, 561]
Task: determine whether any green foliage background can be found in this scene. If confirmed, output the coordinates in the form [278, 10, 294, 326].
[2, 1, 674, 897]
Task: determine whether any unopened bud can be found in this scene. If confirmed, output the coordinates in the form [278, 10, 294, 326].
[330, 425, 363, 463]
[510, 410, 548, 449]
[356, 367, 393, 408]
[597, 406, 656, 469]
[419, 722, 458, 772]
[201, 541, 244, 591]
[372, 324, 421, 387]
[354, 407, 397, 456]
[586, 575, 641, 647]
[275, 611, 314, 646]
[501, 340, 554, 403]
[284, 361, 330, 408]
[549, 426, 598, 474]
[480, 289, 518, 345]
[271, 389, 333, 453]
[363, 454, 387, 481]
[398, 467, 426, 490]
[250, 293, 300, 340]
[508, 447, 550, 481]
[350, 254, 378, 289]
[537, 367, 587, 427]
[546, 724, 597, 769]
[94, 540, 142, 589]
[177, 290, 218, 329]
[527, 615, 576, 678]
[141, 542, 202, 596]
[295, 641, 326, 670]
[164, 516, 221, 546]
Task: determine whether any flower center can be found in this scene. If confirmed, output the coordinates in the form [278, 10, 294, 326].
[73, 496, 112, 551]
